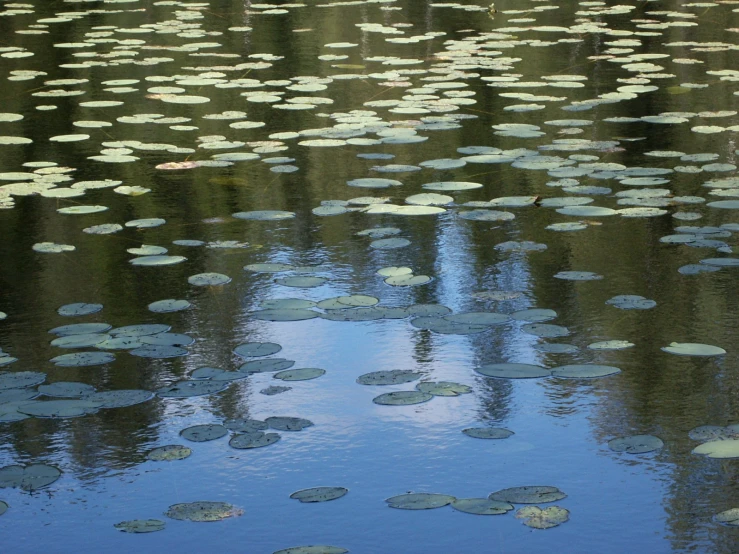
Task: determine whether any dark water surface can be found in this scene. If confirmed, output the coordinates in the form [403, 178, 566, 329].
[1, 0, 739, 552]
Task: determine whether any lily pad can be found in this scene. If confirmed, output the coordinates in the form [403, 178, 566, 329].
[551, 364, 621, 378]
[50, 352, 115, 367]
[476, 363, 551, 379]
[233, 342, 282, 358]
[608, 434, 664, 454]
[111, 324, 171, 337]
[289, 487, 348, 503]
[357, 370, 423, 385]
[229, 432, 281, 449]
[252, 309, 319, 321]
[554, 271, 603, 281]
[416, 381, 471, 396]
[114, 519, 166, 533]
[463, 428, 514, 439]
[451, 498, 514, 515]
[715, 508, 739, 526]
[130, 255, 187, 267]
[266, 416, 313, 431]
[164, 501, 240, 522]
[693, 440, 739, 458]
[188, 273, 231, 286]
[606, 295, 656, 310]
[50, 323, 112, 336]
[17, 399, 102, 418]
[233, 210, 295, 221]
[489, 486, 566, 504]
[516, 506, 570, 529]
[156, 380, 229, 398]
[57, 303, 103, 316]
[386, 493, 456, 510]
[373, 391, 433, 406]
[0, 501, 6, 516]
[38, 382, 95, 398]
[0, 464, 61, 491]
[239, 358, 295, 374]
[661, 342, 726, 356]
[521, 324, 570, 338]
[180, 424, 228, 442]
[274, 368, 325, 381]
[223, 419, 268, 433]
[129, 345, 188, 359]
[511, 309, 557, 322]
[275, 276, 327, 288]
[588, 340, 634, 351]
[0, 371, 46, 390]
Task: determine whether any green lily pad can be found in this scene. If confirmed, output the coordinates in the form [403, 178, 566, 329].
[608, 434, 664, 454]
[114, 519, 166, 533]
[386, 493, 456, 510]
[86, 390, 154, 408]
[130, 345, 188, 359]
[370, 238, 411, 249]
[233, 342, 282, 358]
[274, 368, 325, 381]
[245, 263, 295, 273]
[233, 210, 295, 221]
[50, 352, 115, 367]
[188, 273, 231, 286]
[516, 506, 570, 529]
[111, 324, 171, 337]
[554, 271, 603, 281]
[521, 324, 570, 338]
[714, 508, 739, 526]
[32, 242, 75, 254]
[416, 381, 471, 396]
[190, 367, 246, 381]
[463, 428, 514, 439]
[127, 246, 168, 256]
[0, 464, 61, 491]
[384, 275, 432, 286]
[252, 309, 319, 321]
[693, 440, 739, 458]
[489, 486, 566, 504]
[156, 380, 229, 398]
[57, 303, 103, 316]
[180, 424, 228, 442]
[275, 276, 327, 288]
[451, 498, 514, 515]
[141, 333, 194, 347]
[661, 342, 726, 356]
[38, 382, 95, 398]
[224, 419, 268, 433]
[50, 323, 112, 336]
[266, 416, 313, 431]
[423, 181, 481, 192]
[273, 547, 347, 554]
[551, 364, 621, 378]
[588, 340, 634, 351]
[239, 358, 295, 374]
[357, 370, 423, 385]
[261, 299, 317, 310]
[0, 501, 7, 516]
[511, 309, 557, 322]
[164, 501, 240, 522]
[58, 205, 108, 215]
[130, 255, 187, 267]
[459, 210, 515, 222]
[606, 295, 656, 310]
[476, 363, 551, 379]
[289, 487, 348, 503]
[373, 391, 433, 406]
[95, 337, 145, 350]
[0, 371, 46, 390]
[17, 399, 102, 418]
[229, 432, 281, 449]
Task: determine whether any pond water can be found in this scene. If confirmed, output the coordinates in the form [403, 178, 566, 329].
[1, 0, 739, 552]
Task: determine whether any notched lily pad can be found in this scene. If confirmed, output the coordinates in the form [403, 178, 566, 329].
[180, 424, 228, 442]
[489, 486, 566, 504]
[57, 303, 103, 316]
[416, 381, 471, 396]
[239, 358, 295, 374]
[149, 298, 191, 312]
[50, 352, 115, 367]
[0, 464, 61, 491]
[234, 342, 282, 358]
[164, 501, 241, 522]
[463, 428, 514, 439]
[274, 368, 325, 381]
[229, 432, 281, 449]
[606, 295, 656, 310]
[516, 506, 570, 529]
[266, 416, 313, 431]
[147, 445, 192, 461]
[289, 487, 348, 503]
[357, 370, 422, 385]
[608, 434, 664, 454]
[451, 498, 514, 515]
[386, 493, 456, 510]
[661, 342, 726, 356]
[114, 519, 166, 533]
[373, 391, 433, 406]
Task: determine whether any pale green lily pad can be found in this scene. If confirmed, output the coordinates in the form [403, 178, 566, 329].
[95, 337, 144, 350]
[338, 295, 379, 307]
[252, 309, 319, 321]
[114, 519, 166, 533]
[129, 345, 188, 359]
[141, 333, 194, 347]
[57, 303, 103, 316]
[0, 389, 37, 403]
[276, 276, 327, 288]
[715, 508, 739, 526]
[266, 416, 313, 431]
[370, 238, 411, 249]
[130, 255, 186, 267]
[661, 342, 726, 356]
[289, 487, 348, 503]
[511, 309, 557, 322]
[357, 370, 423, 385]
[38, 382, 95, 397]
[261, 299, 317, 310]
[156, 380, 229, 398]
[164, 502, 240, 522]
[50, 352, 115, 367]
[239, 358, 295, 374]
[556, 206, 618, 217]
[700, 258, 739, 267]
[17, 399, 102, 418]
[416, 381, 471, 396]
[58, 205, 108, 215]
[233, 210, 295, 221]
[0, 371, 46, 390]
[606, 295, 656, 310]
[489, 486, 566, 504]
[188, 273, 231, 286]
[608, 434, 664, 454]
[423, 181, 481, 192]
[692, 440, 739, 458]
[85, 390, 154, 408]
[451, 498, 514, 515]
[516, 506, 570, 529]
[0, 501, 6, 516]
[551, 364, 621, 378]
[274, 368, 325, 381]
[229, 432, 281, 449]
[50, 323, 112, 336]
[0, 464, 61, 491]
[459, 210, 515, 222]
[689, 425, 739, 442]
[32, 242, 75, 254]
[588, 340, 634, 351]
[554, 271, 603, 281]
[148, 299, 191, 313]
[245, 263, 295, 273]
[476, 363, 551, 379]
[522, 323, 570, 338]
[50, 334, 108, 348]
[463, 427, 514, 439]
[180, 424, 228, 442]
[384, 275, 432, 286]
[273, 547, 347, 554]
[234, 342, 282, 358]
[190, 367, 246, 381]
[373, 391, 433, 406]
[386, 493, 456, 510]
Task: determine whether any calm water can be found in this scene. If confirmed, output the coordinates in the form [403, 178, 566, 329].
[1, 0, 739, 552]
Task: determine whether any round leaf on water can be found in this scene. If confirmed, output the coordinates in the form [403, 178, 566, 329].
[129, 345, 188, 359]
[224, 419, 268, 433]
[57, 303, 103, 316]
[261, 299, 317, 310]
[233, 210, 295, 221]
[17, 399, 101, 418]
[0, 464, 61, 491]
[463, 427, 514, 439]
[289, 487, 348, 503]
[188, 273, 231, 286]
[181, 424, 228, 442]
[164, 501, 240, 522]
[423, 181, 481, 192]
[130, 255, 187, 267]
[190, 367, 245, 382]
[234, 342, 282, 358]
[156, 380, 229, 398]
[715, 509, 739, 526]
[111, 324, 171, 337]
[266, 416, 313, 431]
[606, 295, 656, 310]
[95, 337, 144, 350]
[357, 370, 423, 385]
[239, 358, 295, 374]
[476, 363, 551, 379]
[556, 206, 618, 217]
[386, 493, 456, 510]
[459, 210, 515, 222]
[551, 364, 621, 378]
[516, 506, 569, 529]
[275, 276, 327, 288]
[373, 391, 433, 406]
[141, 333, 194, 347]
[384, 275, 432, 287]
[273, 547, 347, 554]
[252, 309, 318, 322]
[489, 486, 566, 504]
[38, 382, 95, 398]
[337, 295, 378, 308]
[50, 323, 112, 336]
[229, 432, 281, 449]
[511, 309, 557, 322]
[51, 334, 109, 348]
[554, 271, 603, 281]
[522, 323, 570, 338]
[274, 368, 325, 381]
[32, 242, 75, 254]
[416, 381, 471, 396]
[0, 371, 45, 390]
[608, 434, 664, 454]
[114, 519, 165, 533]
[588, 340, 634, 351]
[86, 390, 154, 408]
[0, 501, 6, 516]
[451, 498, 514, 515]
[50, 352, 115, 367]
[661, 342, 726, 356]
[693, 440, 739, 458]
[444, 312, 510, 326]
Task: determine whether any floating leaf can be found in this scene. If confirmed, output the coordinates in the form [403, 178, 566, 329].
[661, 342, 726, 356]
[129, 345, 188, 359]
[0, 464, 61, 491]
[715, 508, 739, 527]
[0, 501, 6, 516]
[229, 432, 281, 449]
[180, 424, 228, 442]
[554, 271, 603, 281]
[521, 324, 570, 338]
[357, 370, 423, 385]
[289, 487, 348, 503]
[451, 498, 513, 515]
[50, 352, 115, 367]
[608, 435, 664, 454]
[239, 358, 295, 374]
[114, 520, 166, 533]
[588, 340, 634, 351]
[416, 381, 471, 396]
[156, 380, 229, 398]
[50, 323, 112, 336]
[130, 255, 186, 267]
[57, 303, 103, 316]
[252, 309, 319, 321]
[188, 273, 231, 286]
[386, 493, 456, 510]
[463, 428, 514, 439]
[476, 363, 551, 379]
[148, 299, 191, 313]
[551, 365, 621, 378]
[489, 486, 566, 504]
[692, 440, 739, 459]
[233, 210, 295, 221]
[0, 371, 45, 390]
[266, 416, 313, 431]
[38, 382, 95, 398]
[373, 391, 433, 406]
[516, 506, 570, 529]
[148, 445, 192, 461]
[275, 276, 327, 288]
[164, 502, 240, 522]
[606, 295, 656, 310]
[274, 368, 325, 381]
